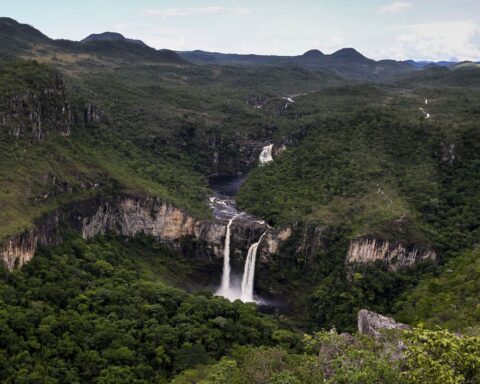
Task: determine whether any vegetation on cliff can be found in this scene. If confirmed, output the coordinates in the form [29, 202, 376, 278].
[396, 248, 480, 332]
[1, 17, 480, 383]
[237, 85, 480, 331]
[0, 60, 211, 239]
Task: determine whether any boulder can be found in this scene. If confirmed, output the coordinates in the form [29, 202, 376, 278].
[358, 309, 410, 338]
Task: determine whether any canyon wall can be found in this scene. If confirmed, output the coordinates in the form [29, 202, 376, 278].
[0, 68, 102, 141]
[0, 195, 292, 272]
[346, 237, 436, 270]
[0, 195, 435, 273]
[0, 196, 221, 271]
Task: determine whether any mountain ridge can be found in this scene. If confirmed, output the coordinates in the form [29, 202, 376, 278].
[0, 17, 187, 65]
[178, 47, 415, 81]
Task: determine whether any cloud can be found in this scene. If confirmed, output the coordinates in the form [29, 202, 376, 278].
[377, 1, 413, 13]
[377, 20, 480, 61]
[142, 6, 251, 19]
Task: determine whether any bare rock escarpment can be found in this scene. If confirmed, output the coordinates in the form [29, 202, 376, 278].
[347, 237, 436, 270]
[0, 195, 291, 272]
[0, 196, 223, 271]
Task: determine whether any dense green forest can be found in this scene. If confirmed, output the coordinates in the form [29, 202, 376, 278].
[1, 236, 478, 383]
[1, 17, 480, 383]
[0, 237, 295, 382]
[236, 87, 480, 331]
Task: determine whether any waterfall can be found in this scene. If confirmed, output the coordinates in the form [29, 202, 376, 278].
[217, 216, 236, 298]
[240, 232, 266, 302]
[259, 144, 273, 165]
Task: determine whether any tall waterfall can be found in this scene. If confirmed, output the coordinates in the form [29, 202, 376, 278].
[259, 144, 273, 165]
[240, 232, 266, 302]
[217, 216, 236, 298]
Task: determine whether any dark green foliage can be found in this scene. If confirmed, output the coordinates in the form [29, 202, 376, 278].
[402, 328, 480, 383]
[0, 237, 286, 382]
[0, 59, 56, 95]
[308, 262, 433, 332]
[2, 19, 480, 374]
[395, 248, 480, 331]
[172, 331, 404, 384]
[237, 87, 480, 331]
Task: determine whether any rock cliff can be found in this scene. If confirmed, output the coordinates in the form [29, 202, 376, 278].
[346, 237, 436, 270]
[0, 195, 292, 272]
[0, 63, 102, 141]
[0, 72, 72, 140]
[0, 196, 217, 270]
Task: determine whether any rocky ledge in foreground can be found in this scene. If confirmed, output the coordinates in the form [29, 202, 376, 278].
[358, 309, 411, 338]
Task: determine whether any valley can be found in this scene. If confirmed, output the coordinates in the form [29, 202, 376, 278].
[0, 15, 479, 384]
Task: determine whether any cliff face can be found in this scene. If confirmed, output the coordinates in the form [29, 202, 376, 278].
[0, 63, 102, 141]
[2, 230, 39, 271]
[0, 196, 219, 271]
[209, 137, 269, 176]
[1, 72, 72, 140]
[0, 195, 293, 272]
[0, 194, 435, 274]
[346, 237, 436, 270]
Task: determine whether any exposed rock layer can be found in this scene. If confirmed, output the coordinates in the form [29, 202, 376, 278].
[1, 197, 436, 275]
[347, 237, 436, 270]
[0, 195, 290, 271]
[0, 73, 72, 140]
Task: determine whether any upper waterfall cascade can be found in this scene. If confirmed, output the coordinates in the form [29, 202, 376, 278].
[259, 144, 274, 165]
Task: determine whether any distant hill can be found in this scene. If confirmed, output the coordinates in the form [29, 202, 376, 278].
[0, 17, 50, 57]
[394, 63, 480, 87]
[178, 48, 415, 81]
[0, 17, 187, 65]
[1, 16, 478, 83]
[451, 61, 480, 70]
[81, 32, 148, 47]
[404, 60, 458, 68]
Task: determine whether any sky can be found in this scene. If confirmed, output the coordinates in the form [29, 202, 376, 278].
[3, 0, 480, 61]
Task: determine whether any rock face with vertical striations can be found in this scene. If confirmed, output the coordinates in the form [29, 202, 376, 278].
[0, 71, 72, 140]
[0, 195, 294, 272]
[346, 237, 436, 270]
[0, 196, 223, 271]
[0, 61, 105, 141]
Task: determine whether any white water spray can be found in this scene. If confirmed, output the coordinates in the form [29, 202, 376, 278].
[217, 216, 236, 298]
[259, 144, 273, 165]
[240, 232, 266, 302]
[419, 107, 430, 119]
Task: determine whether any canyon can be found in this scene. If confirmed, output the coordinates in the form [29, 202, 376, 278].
[1, 182, 436, 289]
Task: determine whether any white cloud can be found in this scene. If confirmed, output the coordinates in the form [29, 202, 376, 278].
[377, 20, 480, 61]
[142, 6, 251, 19]
[377, 1, 413, 13]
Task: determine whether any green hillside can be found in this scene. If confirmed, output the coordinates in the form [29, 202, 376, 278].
[1, 16, 480, 384]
